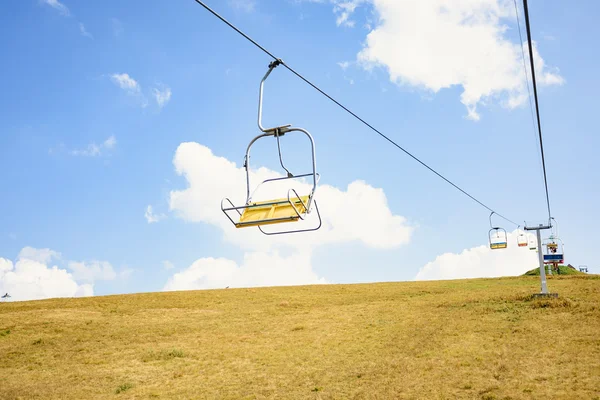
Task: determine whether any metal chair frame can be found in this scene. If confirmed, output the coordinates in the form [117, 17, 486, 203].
[488, 212, 508, 250]
[221, 60, 321, 235]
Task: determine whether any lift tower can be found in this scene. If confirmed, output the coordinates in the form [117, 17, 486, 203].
[524, 223, 558, 297]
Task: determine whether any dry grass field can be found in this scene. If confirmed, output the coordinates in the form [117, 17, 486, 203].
[0, 275, 599, 399]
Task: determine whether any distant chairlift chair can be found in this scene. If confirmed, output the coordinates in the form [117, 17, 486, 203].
[543, 218, 564, 264]
[517, 226, 528, 247]
[543, 235, 564, 264]
[488, 212, 508, 250]
[221, 60, 321, 235]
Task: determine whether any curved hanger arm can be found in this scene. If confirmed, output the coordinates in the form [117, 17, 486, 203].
[258, 59, 288, 133]
[551, 217, 559, 238]
[489, 211, 497, 229]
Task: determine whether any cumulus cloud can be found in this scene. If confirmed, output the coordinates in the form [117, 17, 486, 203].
[18, 247, 61, 264]
[0, 250, 92, 302]
[41, 0, 70, 16]
[70, 135, 116, 157]
[415, 231, 538, 281]
[0, 248, 126, 301]
[163, 142, 413, 290]
[169, 142, 413, 251]
[313, 0, 563, 120]
[164, 252, 325, 291]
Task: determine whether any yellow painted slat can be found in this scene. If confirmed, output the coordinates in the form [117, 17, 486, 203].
[235, 196, 310, 228]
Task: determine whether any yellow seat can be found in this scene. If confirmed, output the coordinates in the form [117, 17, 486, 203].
[236, 196, 310, 228]
[491, 242, 507, 249]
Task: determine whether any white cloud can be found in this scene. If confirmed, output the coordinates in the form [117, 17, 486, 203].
[415, 231, 538, 281]
[300, 0, 366, 27]
[164, 252, 325, 291]
[526, 41, 564, 86]
[0, 250, 92, 302]
[41, 0, 70, 16]
[333, 0, 366, 27]
[0, 248, 130, 301]
[110, 74, 171, 109]
[70, 135, 116, 157]
[153, 86, 172, 108]
[110, 73, 140, 94]
[145, 205, 166, 224]
[75, 284, 94, 297]
[164, 142, 413, 290]
[169, 143, 413, 251]
[314, 0, 563, 120]
[71, 143, 100, 157]
[79, 22, 93, 38]
[41, 0, 94, 43]
[18, 247, 61, 264]
[67, 261, 117, 283]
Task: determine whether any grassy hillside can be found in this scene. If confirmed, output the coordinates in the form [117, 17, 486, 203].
[1, 275, 599, 399]
[523, 265, 586, 276]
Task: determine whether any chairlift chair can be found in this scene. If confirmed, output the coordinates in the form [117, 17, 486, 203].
[221, 60, 321, 235]
[528, 234, 537, 251]
[542, 218, 564, 263]
[488, 212, 508, 250]
[517, 226, 528, 247]
[543, 234, 564, 264]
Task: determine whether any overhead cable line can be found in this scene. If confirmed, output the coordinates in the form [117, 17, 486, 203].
[522, 0, 553, 222]
[192, 0, 519, 227]
[513, 0, 549, 221]
[513, 0, 540, 151]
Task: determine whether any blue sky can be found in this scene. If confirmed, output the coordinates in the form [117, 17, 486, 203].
[1, 0, 598, 300]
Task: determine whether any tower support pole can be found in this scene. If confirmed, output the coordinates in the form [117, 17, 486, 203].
[525, 224, 557, 297]
[536, 228, 548, 294]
